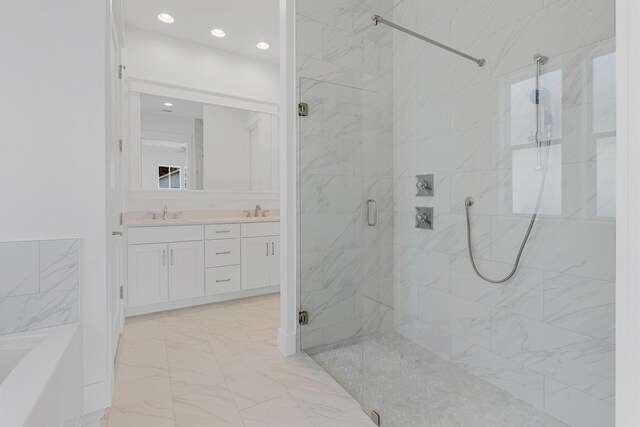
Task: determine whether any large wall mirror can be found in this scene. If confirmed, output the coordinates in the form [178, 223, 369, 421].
[130, 88, 279, 194]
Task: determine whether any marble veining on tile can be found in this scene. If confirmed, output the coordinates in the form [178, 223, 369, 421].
[104, 294, 375, 427]
[0, 238, 79, 335]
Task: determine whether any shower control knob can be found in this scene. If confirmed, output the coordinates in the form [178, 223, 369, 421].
[416, 180, 430, 191]
[415, 174, 434, 197]
[415, 207, 433, 230]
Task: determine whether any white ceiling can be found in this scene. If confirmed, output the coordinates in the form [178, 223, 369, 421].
[123, 0, 279, 63]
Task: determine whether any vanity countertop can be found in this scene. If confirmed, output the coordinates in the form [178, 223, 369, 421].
[123, 209, 280, 227]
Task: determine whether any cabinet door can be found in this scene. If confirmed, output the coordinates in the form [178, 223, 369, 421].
[241, 236, 271, 290]
[127, 243, 168, 307]
[269, 237, 280, 286]
[168, 241, 205, 301]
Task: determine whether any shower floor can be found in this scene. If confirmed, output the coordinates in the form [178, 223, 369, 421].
[309, 334, 568, 427]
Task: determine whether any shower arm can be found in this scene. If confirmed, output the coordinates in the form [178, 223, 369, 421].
[372, 15, 486, 67]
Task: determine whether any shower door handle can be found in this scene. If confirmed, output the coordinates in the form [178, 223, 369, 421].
[366, 199, 377, 227]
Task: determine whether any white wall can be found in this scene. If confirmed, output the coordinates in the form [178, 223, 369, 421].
[203, 105, 252, 191]
[0, 0, 109, 413]
[124, 27, 279, 104]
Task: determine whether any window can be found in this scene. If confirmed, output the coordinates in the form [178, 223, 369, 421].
[593, 52, 616, 217]
[508, 69, 563, 215]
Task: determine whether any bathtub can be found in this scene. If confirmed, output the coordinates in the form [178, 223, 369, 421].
[0, 324, 82, 427]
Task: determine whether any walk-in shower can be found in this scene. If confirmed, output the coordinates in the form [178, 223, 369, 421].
[297, 1, 616, 425]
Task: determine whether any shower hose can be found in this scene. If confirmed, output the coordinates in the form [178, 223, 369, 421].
[464, 54, 551, 284]
[464, 139, 550, 284]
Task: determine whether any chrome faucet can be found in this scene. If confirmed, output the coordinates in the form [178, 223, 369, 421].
[163, 205, 169, 220]
[254, 204, 261, 217]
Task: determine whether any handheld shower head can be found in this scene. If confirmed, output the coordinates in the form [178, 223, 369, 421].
[530, 87, 551, 106]
[530, 87, 553, 130]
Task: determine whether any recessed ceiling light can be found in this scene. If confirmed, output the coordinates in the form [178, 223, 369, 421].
[256, 42, 270, 50]
[211, 28, 226, 38]
[163, 102, 174, 107]
[157, 13, 174, 24]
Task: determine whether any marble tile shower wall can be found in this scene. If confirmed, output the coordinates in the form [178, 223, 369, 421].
[297, 0, 395, 349]
[0, 239, 79, 335]
[391, 0, 615, 426]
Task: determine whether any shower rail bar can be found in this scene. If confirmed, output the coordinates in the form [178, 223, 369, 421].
[372, 15, 486, 67]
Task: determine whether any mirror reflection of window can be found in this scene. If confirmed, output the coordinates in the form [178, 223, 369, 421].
[158, 165, 182, 189]
[141, 140, 188, 190]
[593, 52, 616, 134]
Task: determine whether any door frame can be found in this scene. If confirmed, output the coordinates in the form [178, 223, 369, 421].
[277, 0, 298, 356]
[105, 0, 126, 403]
[615, 1, 640, 425]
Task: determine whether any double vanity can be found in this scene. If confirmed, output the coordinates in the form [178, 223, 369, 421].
[124, 209, 280, 316]
[124, 82, 282, 316]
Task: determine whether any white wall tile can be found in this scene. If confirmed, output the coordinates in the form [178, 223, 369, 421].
[0, 238, 79, 335]
[40, 239, 79, 292]
[544, 272, 615, 342]
[491, 308, 614, 402]
[451, 336, 544, 409]
[0, 241, 39, 298]
[0, 287, 79, 335]
[545, 377, 614, 427]
[450, 256, 543, 320]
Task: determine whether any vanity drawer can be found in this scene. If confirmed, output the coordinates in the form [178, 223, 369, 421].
[205, 224, 240, 240]
[241, 222, 280, 238]
[205, 239, 240, 267]
[206, 265, 241, 295]
[128, 225, 204, 245]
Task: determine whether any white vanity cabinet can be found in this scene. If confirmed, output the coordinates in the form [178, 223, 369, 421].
[127, 225, 204, 309]
[127, 243, 169, 307]
[241, 223, 280, 290]
[126, 221, 279, 315]
[168, 241, 205, 301]
[205, 224, 241, 296]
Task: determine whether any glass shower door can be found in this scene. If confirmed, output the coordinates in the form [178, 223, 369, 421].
[299, 77, 368, 353]
[299, 74, 395, 422]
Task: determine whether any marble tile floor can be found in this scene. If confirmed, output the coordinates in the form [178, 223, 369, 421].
[102, 293, 375, 427]
[310, 334, 569, 427]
